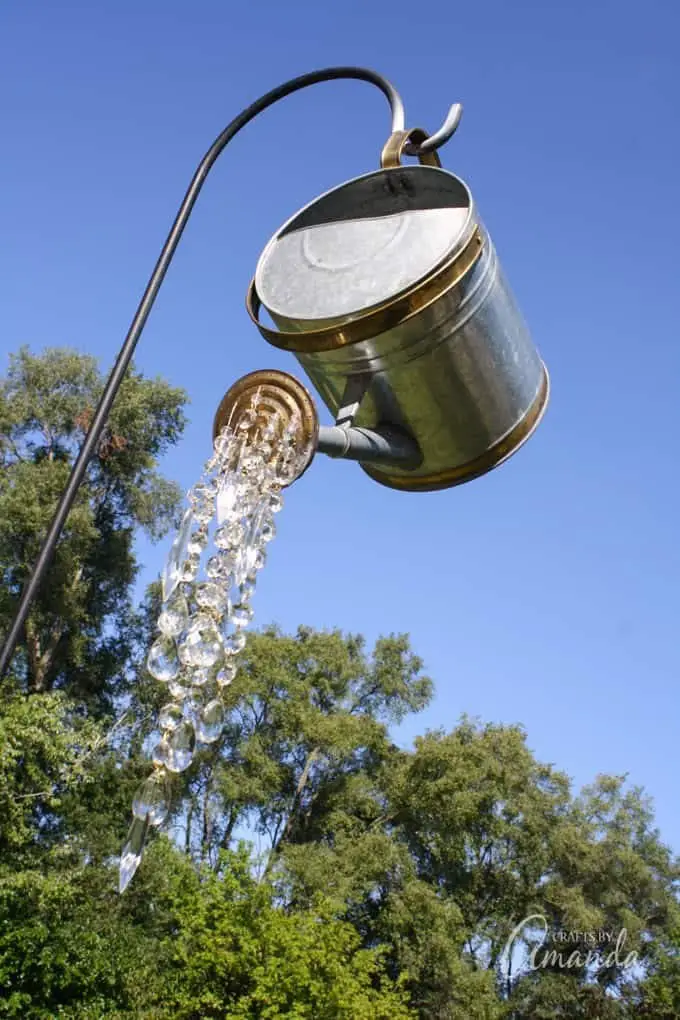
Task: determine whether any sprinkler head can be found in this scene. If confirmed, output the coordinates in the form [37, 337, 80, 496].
[213, 370, 319, 487]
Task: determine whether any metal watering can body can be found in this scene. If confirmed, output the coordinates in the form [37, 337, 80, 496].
[247, 138, 548, 491]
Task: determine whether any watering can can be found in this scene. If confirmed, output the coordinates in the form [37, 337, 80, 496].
[228, 127, 548, 492]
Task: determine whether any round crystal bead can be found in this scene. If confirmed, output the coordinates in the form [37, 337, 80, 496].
[157, 591, 189, 638]
[158, 702, 184, 732]
[196, 699, 225, 744]
[178, 614, 224, 669]
[165, 721, 196, 773]
[147, 636, 179, 683]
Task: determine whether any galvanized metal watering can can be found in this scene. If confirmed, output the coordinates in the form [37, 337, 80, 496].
[219, 127, 548, 492]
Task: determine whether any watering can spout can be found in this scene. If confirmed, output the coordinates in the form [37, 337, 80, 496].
[213, 370, 423, 488]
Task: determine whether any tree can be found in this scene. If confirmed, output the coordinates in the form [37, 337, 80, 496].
[1, 345, 678, 1019]
[0, 346, 185, 708]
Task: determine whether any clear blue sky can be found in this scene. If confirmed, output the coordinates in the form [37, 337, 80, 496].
[1, 1, 678, 849]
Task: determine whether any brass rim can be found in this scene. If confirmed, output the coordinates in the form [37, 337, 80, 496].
[362, 367, 550, 492]
[246, 226, 484, 354]
[212, 370, 319, 488]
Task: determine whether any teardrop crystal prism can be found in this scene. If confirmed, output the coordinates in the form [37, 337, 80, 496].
[147, 635, 180, 683]
[178, 613, 224, 669]
[119, 815, 149, 893]
[196, 699, 225, 743]
[161, 508, 194, 602]
[218, 479, 241, 526]
[157, 590, 189, 638]
[166, 720, 196, 773]
[132, 773, 170, 827]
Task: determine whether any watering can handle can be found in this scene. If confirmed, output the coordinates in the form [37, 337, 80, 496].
[381, 128, 443, 169]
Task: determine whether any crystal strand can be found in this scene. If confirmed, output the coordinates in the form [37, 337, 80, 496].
[121, 412, 291, 893]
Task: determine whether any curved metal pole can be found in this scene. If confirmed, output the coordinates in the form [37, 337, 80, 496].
[0, 67, 406, 680]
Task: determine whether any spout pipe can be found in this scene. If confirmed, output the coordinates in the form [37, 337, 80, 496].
[316, 425, 421, 469]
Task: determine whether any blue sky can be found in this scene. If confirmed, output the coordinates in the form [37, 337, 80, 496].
[1, 1, 678, 849]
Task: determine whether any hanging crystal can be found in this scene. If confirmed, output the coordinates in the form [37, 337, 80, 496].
[147, 635, 180, 683]
[196, 699, 225, 744]
[158, 702, 184, 732]
[132, 772, 170, 827]
[165, 720, 196, 773]
[119, 815, 149, 893]
[178, 613, 224, 669]
[161, 508, 194, 602]
[157, 590, 189, 638]
[121, 377, 310, 894]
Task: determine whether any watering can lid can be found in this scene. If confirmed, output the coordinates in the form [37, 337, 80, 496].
[255, 165, 474, 327]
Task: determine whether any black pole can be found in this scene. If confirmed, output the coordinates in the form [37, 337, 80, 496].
[0, 67, 405, 680]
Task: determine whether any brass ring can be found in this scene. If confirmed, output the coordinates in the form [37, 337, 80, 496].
[246, 226, 484, 354]
[380, 128, 442, 169]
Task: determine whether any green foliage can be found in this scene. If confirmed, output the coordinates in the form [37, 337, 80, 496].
[1, 345, 678, 1019]
[0, 346, 186, 706]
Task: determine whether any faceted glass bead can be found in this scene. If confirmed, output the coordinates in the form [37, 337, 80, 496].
[132, 774, 170, 827]
[231, 603, 253, 629]
[158, 702, 184, 732]
[214, 428, 234, 458]
[225, 631, 247, 655]
[187, 534, 207, 559]
[165, 721, 196, 773]
[157, 591, 189, 638]
[161, 508, 194, 602]
[189, 667, 211, 687]
[152, 739, 170, 768]
[237, 408, 258, 430]
[147, 636, 179, 683]
[226, 520, 245, 545]
[239, 582, 255, 603]
[168, 675, 191, 700]
[260, 519, 275, 543]
[188, 480, 216, 509]
[206, 554, 227, 579]
[217, 663, 237, 688]
[181, 552, 201, 583]
[196, 699, 225, 744]
[195, 581, 228, 615]
[214, 524, 232, 550]
[269, 491, 283, 514]
[119, 815, 148, 893]
[178, 614, 223, 669]
[194, 503, 215, 527]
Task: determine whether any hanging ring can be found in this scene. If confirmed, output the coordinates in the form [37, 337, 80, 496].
[403, 102, 463, 156]
[381, 128, 442, 169]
